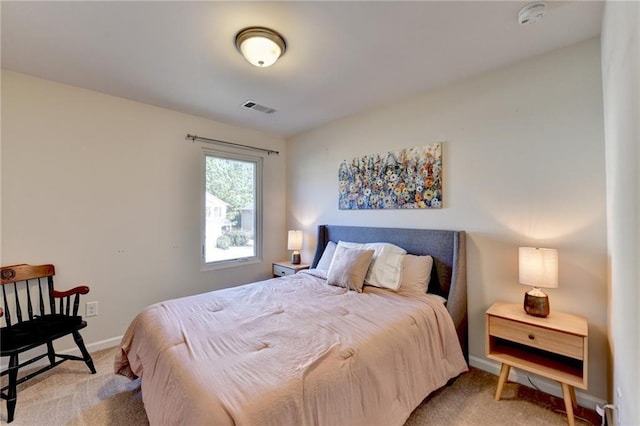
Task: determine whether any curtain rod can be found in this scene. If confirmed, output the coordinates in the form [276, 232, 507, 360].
[186, 134, 279, 156]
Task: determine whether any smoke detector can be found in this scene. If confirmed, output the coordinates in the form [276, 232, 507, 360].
[518, 2, 547, 25]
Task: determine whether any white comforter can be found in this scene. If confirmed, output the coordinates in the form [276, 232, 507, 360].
[115, 270, 467, 426]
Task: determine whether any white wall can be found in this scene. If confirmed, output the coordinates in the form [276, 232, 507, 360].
[287, 39, 608, 403]
[1, 71, 287, 348]
[601, 1, 640, 424]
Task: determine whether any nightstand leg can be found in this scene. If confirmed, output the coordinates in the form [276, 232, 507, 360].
[495, 363, 511, 401]
[561, 383, 576, 426]
[569, 386, 578, 409]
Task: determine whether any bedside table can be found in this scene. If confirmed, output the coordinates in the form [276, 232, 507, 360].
[272, 261, 310, 278]
[486, 302, 588, 426]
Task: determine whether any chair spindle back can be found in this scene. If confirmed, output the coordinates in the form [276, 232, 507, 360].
[1, 264, 56, 327]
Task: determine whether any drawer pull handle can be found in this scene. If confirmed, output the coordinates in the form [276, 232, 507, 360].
[528, 334, 535, 340]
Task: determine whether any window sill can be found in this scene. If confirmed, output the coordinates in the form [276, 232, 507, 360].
[200, 257, 261, 272]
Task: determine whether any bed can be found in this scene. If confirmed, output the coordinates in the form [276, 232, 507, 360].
[115, 225, 468, 425]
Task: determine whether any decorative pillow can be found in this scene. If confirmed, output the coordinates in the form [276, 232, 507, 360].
[327, 246, 375, 293]
[315, 241, 337, 271]
[399, 254, 433, 294]
[337, 241, 406, 290]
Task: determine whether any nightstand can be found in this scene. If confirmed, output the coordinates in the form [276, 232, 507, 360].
[486, 302, 588, 426]
[272, 261, 310, 278]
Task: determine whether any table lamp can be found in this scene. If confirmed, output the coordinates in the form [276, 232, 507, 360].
[518, 247, 558, 317]
[287, 230, 303, 264]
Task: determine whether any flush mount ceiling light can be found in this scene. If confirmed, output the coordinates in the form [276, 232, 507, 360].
[235, 27, 287, 68]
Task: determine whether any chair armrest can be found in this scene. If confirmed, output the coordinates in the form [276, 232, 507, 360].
[51, 286, 90, 298]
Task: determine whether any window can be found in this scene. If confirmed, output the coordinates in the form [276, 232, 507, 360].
[202, 149, 262, 267]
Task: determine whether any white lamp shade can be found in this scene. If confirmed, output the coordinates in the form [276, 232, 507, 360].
[518, 247, 558, 289]
[287, 230, 303, 251]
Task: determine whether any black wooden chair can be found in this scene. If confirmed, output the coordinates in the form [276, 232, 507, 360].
[0, 264, 96, 423]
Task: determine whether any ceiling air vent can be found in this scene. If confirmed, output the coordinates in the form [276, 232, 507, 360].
[242, 100, 276, 114]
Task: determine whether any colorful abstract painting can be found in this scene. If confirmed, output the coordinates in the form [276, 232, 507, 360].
[338, 143, 442, 210]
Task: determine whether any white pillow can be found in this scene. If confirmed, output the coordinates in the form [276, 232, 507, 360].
[337, 241, 406, 290]
[399, 254, 433, 294]
[316, 241, 337, 271]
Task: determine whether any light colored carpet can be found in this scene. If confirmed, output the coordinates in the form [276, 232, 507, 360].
[1, 347, 598, 425]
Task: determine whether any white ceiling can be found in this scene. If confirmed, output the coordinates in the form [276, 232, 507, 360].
[1, 1, 603, 138]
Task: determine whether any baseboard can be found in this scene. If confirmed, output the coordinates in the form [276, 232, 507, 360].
[469, 355, 606, 410]
[49, 335, 123, 357]
[82, 335, 123, 353]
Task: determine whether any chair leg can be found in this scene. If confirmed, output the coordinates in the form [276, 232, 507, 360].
[72, 331, 96, 374]
[46, 341, 56, 366]
[6, 354, 19, 423]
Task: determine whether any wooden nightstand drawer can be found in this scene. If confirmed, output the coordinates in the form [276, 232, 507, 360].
[489, 316, 584, 360]
[273, 264, 295, 277]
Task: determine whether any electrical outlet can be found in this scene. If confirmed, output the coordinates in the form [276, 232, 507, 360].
[86, 301, 99, 317]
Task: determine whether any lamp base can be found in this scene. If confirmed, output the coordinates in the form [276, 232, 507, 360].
[524, 291, 550, 317]
[291, 252, 301, 265]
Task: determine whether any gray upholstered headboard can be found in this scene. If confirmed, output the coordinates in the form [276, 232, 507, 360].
[310, 224, 468, 360]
